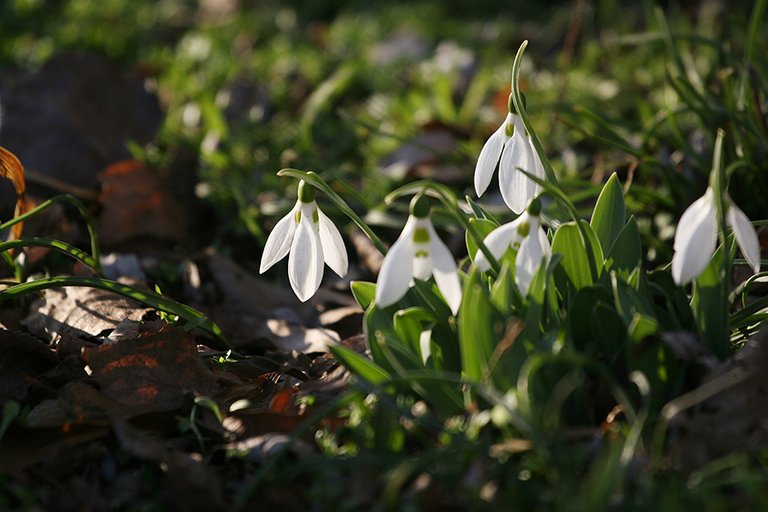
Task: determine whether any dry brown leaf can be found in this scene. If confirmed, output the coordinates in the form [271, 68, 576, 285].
[0, 145, 26, 240]
[98, 160, 186, 250]
[81, 322, 218, 411]
[23, 285, 151, 343]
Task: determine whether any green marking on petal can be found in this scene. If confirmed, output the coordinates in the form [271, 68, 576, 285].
[295, 210, 301, 223]
[505, 122, 515, 137]
[413, 227, 430, 243]
[517, 222, 530, 238]
[312, 208, 319, 223]
[415, 250, 429, 258]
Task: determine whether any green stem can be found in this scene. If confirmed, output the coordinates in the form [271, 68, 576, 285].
[510, 41, 559, 186]
[277, 169, 389, 255]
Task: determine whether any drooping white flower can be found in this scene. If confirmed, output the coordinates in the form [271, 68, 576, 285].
[475, 200, 550, 296]
[375, 197, 462, 315]
[671, 187, 760, 285]
[259, 181, 348, 302]
[474, 110, 545, 214]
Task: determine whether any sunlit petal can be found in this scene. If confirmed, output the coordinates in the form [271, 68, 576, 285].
[288, 207, 324, 302]
[259, 202, 298, 273]
[375, 218, 416, 309]
[728, 201, 761, 274]
[318, 208, 348, 277]
[515, 232, 545, 296]
[474, 218, 523, 272]
[474, 114, 513, 197]
[500, 134, 536, 214]
[671, 189, 717, 285]
[428, 224, 462, 315]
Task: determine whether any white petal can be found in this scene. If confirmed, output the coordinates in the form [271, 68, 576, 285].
[528, 134, 546, 183]
[728, 201, 761, 274]
[671, 189, 718, 285]
[515, 233, 545, 296]
[499, 135, 536, 214]
[375, 218, 416, 309]
[318, 208, 348, 277]
[474, 114, 513, 197]
[537, 226, 551, 256]
[413, 242, 433, 281]
[288, 207, 324, 302]
[428, 224, 462, 315]
[259, 202, 298, 273]
[474, 218, 523, 271]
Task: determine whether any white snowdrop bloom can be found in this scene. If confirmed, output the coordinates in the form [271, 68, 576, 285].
[375, 197, 462, 315]
[671, 187, 760, 285]
[259, 181, 348, 302]
[475, 199, 550, 296]
[474, 110, 545, 214]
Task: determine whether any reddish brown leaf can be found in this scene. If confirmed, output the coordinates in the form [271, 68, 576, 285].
[97, 160, 186, 249]
[82, 323, 218, 411]
[0, 145, 27, 240]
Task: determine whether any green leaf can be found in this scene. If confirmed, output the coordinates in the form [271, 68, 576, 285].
[393, 307, 435, 365]
[628, 313, 659, 344]
[351, 281, 376, 309]
[458, 267, 503, 383]
[569, 286, 613, 352]
[551, 220, 604, 291]
[331, 345, 391, 386]
[606, 216, 642, 278]
[590, 173, 626, 255]
[610, 271, 656, 327]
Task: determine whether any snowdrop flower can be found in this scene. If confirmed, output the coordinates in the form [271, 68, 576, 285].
[475, 198, 550, 296]
[375, 195, 462, 314]
[259, 180, 348, 301]
[474, 97, 546, 214]
[671, 187, 760, 285]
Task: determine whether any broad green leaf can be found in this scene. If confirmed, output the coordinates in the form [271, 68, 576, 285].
[606, 216, 641, 278]
[569, 286, 613, 351]
[590, 173, 626, 254]
[648, 270, 694, 330]
[458, 267, 502, 383]
[610, 271, 656, 326]
[628, 313, 659, 343]
[551, 220, 604, 291]
[331, 345, 391, 386]
[393, 307, 435, 365]
[592, 303, 627, 354]
[350, 281, 376, 309]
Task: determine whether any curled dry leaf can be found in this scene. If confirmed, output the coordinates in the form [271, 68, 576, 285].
[0, 145, 26, 240]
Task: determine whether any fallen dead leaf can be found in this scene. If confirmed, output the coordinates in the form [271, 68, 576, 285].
[98, 160, 187, 250]
[82, 322, 218, 411]
[23, 285, 151, 343]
